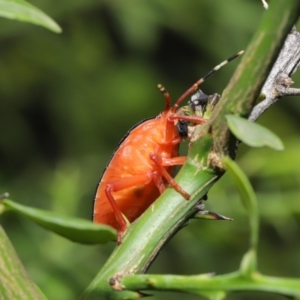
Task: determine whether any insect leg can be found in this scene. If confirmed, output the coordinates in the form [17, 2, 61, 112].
[169, 114, 207, 124]
[149, 153, 190, 199]
[152, 171, 166, 194]
[105, 174, 152, 243]
[161, 156, 186, 166]
[152, 157, 186, 195]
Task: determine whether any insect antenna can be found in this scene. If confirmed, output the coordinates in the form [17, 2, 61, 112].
[157, 83, 172, 111]
[172, 50, 244, 112]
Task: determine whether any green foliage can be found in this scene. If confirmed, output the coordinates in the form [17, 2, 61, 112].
[0, 0, 61, 32]
[1, 199, 117, 244]
[0, 0, 300, 300]
[226, 115, 284, 150]
[223, 157, 259, 252]
[0, 226, 47, 300]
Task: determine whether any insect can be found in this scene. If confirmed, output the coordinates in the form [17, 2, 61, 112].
[176, 89, 221, 139]
[93, 51, 244, 243]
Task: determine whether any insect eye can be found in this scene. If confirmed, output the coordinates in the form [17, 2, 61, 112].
[176, 120, 188, 138]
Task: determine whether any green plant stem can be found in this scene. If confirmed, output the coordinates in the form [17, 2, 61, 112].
[81, 1, 300, 299]
[0, 226, 47, 300]
[120, 272, 300, 298]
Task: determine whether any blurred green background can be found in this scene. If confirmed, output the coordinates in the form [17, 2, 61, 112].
[1, 0, 300, 299]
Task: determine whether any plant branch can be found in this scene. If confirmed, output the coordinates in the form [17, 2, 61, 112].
[118, 272, 300, 298]
[249, 27, 300, 121]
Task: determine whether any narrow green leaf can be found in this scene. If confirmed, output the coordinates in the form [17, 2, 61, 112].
[0, 225, 48, 300]
[222, 157, 256, 213]
[226, 115, 284, 150]
[2, 199, 117, 244]
[222, 157, 259, 255]
[240, 249, 257, 277]
[0, 0, 62, 33]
